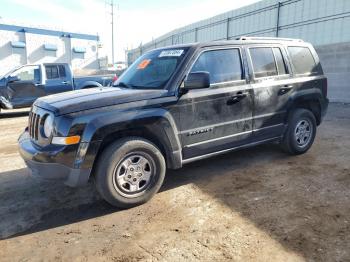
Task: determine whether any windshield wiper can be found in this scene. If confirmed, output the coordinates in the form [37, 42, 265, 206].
[114, 82, 160, 89]
[114, 82, 131, 88]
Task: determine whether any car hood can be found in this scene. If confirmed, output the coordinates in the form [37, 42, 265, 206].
[34, 87, 169, 115]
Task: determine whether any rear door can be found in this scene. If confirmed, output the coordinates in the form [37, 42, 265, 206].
[178, 46, 254, 160]
[44, 64, 73, 95]
[7, 65, 42, 107]
[246, 45, 294, 140]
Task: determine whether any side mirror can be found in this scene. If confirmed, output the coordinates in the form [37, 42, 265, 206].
[184, 72, 210, 90]
[8, 75, 20, 83]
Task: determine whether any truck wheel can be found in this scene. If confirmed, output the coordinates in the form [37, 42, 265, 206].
[95, 137, 166, 208]
[281, 108, 317, 155]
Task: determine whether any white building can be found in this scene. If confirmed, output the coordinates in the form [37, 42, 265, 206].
[0, 23, 101, 76]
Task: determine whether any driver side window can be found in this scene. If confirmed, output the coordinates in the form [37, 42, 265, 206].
[11, 66, 40, 82]
[190, 48, 243, 85]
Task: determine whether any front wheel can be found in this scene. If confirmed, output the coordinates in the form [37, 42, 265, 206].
[95, 137, 166, 208]
[281, 108, 317, 155]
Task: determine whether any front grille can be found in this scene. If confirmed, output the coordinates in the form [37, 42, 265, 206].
[28, 111, 41, 141]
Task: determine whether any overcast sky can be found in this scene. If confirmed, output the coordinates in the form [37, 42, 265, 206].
[0, 0, 260, 62]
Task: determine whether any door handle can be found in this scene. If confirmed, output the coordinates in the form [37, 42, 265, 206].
[278, 85, 293, 96]
[227, 91, 248, 105]
[62, 81, 69, 85]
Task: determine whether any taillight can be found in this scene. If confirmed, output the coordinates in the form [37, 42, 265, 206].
[113, 75, 118, 82]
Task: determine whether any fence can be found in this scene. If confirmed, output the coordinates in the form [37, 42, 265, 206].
[127, 0, 350, 65]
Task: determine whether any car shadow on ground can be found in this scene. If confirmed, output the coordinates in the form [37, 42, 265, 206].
[1, 144, 284, 240]
[1, 142, 349, 261]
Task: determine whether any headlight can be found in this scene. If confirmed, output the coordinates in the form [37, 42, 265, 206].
[43, 114, 54, 138]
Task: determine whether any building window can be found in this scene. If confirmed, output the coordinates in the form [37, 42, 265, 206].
[11, 41, 26, 48]
[43, 43, 58, 51]
[73, 47, 86, 53]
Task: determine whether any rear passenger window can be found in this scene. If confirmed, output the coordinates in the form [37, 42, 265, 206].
[190, 49, 243, 84]
[45, 65, 59, 79]
[273, 48, 288, 75]
[46, 65, 66, 79]
[249, 47, 278, 78]
[288, 47, 317, 75]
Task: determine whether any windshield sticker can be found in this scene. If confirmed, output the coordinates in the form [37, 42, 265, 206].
[137, 59, 151, 69]
[159, 49, 184, 57]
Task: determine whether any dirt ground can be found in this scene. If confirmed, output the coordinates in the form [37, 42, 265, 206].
[0, 103, 349, 262]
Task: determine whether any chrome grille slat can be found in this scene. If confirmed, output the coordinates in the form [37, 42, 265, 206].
[33, 114, 37, 139]
[28, 106, 51, 143]
[28, 112, 32, 137]
[34, 114, 40, 140]
[28, 111, 41, 141]
[30, 113, 35, 139]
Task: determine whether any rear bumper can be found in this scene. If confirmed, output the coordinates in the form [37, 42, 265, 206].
[320, 97, 329, 123]
[18, 131, 91, 187]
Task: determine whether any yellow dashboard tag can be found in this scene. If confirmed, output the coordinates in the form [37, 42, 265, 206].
[137, 59, 151, 69]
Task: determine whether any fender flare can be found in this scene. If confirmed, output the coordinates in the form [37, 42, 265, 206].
[286, 88, 323, 123]
[81, 108, 183, 170]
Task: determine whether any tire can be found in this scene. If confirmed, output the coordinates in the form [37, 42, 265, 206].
[281, 108, 317, 155]
[95, 137, 166, 208]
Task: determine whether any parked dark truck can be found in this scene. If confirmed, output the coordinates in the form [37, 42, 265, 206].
[18, 37, 328, 208]
[0, 63, 113, 112]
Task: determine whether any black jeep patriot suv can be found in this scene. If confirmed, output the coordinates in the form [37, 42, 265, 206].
[19, 37, 328, 208]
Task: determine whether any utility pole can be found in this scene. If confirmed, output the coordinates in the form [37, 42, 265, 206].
[110, 0, 115, 65]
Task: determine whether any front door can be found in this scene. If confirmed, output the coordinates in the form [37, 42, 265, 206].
[177, 47, 254, 160]
[7, 65, 42, 107]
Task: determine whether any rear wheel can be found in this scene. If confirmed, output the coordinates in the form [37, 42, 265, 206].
[281, 108, 317, 155]
[95, 137, 166, 208]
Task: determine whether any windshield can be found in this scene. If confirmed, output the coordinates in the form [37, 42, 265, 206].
[1, 66, 22, 79]
[114, 47, 189, 89]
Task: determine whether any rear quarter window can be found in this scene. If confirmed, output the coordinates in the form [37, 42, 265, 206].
[288, 46, 318, 75]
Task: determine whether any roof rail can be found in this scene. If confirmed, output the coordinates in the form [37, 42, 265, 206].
[236, 36, 304, 42]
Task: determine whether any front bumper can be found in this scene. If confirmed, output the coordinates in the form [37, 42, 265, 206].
[0, 96, 13, 109]
[18, 131, 91, 187]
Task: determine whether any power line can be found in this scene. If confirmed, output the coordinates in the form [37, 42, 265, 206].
[110, 0, 115, 64]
